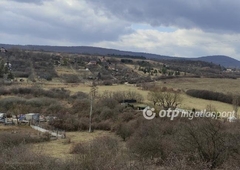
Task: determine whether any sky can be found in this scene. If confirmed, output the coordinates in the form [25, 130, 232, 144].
[1, 0, 240, 59]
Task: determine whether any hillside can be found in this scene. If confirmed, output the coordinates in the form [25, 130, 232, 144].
[1, 44, 240, 68]
[193, 55, 240, 68]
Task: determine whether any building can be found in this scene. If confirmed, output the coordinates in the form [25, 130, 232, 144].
[0, 47, 7, 53]
[87, 61, 97, 65]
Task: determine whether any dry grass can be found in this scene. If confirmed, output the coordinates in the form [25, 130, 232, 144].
[3, 77, 240, 114]
[154, 77, 240, 115]
[180, 93, 237, 112]
[0, 124, 32, 130]
[157, 77, 240, 94]
[31, 130, 115, 160]
[12, 76, 239, 113]
[55, 66, 77, 75]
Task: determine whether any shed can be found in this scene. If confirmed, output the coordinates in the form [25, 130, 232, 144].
[25, 113, 40, 121]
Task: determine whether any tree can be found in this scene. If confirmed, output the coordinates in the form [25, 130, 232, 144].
[162, 67, 167, 75]
[180, 119, 240, 169]
[232, 95, 240, 118]
[89, 82, 98, 133]
[10, 104, 29, 125]
[0, 60, 4, 77]
[148, 88, 182, 109]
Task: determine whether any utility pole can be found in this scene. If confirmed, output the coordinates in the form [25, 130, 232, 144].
[89, 81, 97, 133]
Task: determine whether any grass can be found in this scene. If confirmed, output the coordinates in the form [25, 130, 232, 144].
[156, 77, 240, 94]
[180, 93, 237, 113]
[3, 76, 240, 160]
[31, 130, 116, 160]
[11, 76, 239, 113]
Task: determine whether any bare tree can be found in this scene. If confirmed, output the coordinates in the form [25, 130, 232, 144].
[89, 81, 98, 133]
[10, 104, 29, 125]
[148, 89, 182, 109]
[232, 95, 240, 118]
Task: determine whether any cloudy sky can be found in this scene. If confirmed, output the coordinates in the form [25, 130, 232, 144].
[1, 0, 240, 59]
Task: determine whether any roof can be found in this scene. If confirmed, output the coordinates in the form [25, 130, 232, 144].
[26, 113, 39, 116]
[87, 61, 97, 65]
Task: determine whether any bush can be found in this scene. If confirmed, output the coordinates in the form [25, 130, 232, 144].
[62, 74, 81, 83]
[177, 118, 240, 169]
[126, 119, 176, 164]
[186, 89, 234, 104]
[100, 107, 114, 120]
[116, 122, 134, 141]
[94, 120, 112, 131]
[70, 136, 121, 169]
[0, 132, 47, 149]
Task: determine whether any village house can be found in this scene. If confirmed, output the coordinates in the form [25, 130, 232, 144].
[0, 47, 7, 53]
[87, 61, 97, 66]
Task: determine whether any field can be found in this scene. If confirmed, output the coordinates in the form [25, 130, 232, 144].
[12, 76, 239, 113]
[1, 54, 240, 169]
[0, 125, 120, 160]
[36, 77, 239, 113]
[156, 77, 240, 94]
[32, 130, 117, 160]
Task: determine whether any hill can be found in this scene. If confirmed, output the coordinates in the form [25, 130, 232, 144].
[1, 44, 239, 68]
[192, 55, 240, 68]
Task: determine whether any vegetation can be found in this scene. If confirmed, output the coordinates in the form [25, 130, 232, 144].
[1, 49, 240, 169]
[186, 89, 240, 105]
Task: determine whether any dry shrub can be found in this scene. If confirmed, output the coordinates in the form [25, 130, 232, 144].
[70, 136, 123, 169]
[115, 122, 134, 141]
[0, 132, 42, 148]
[177, 118, 240, 169]
[94, 120, 112, 130]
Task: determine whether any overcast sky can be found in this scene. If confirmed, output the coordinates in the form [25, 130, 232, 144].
[1, 0, 240, 59]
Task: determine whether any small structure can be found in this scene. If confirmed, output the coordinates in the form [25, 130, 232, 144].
[0, 47, 7, 53]
[87, 61, 97, 66]
[4, 118, 14, 125]
[0, 113, 6, 123]
[26, 113, 40, 125]
[131, 103, 148, 110]
[120, 99, 137, 104]
[4, 62, 12, 71]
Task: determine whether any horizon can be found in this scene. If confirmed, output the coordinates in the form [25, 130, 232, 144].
[1, 43, 236, 60]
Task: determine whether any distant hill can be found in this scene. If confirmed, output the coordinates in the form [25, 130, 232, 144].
[0, 44, 174, 60]
[192, 55, 240, 68]
[0, 44, 239, 68]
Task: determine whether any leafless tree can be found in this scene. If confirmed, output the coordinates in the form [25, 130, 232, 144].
[89, 81, 98, 133]
[232, 95, 240, 118]
[148, 88, 182, 109]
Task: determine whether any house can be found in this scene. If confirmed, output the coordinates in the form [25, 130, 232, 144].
[4, 62, 12, 70]
[25, 113, 40, 121]
[131, 103, 148, 110]
[0, 47, 7, 53]
[0, 113, 6, 123]
[87, 61, 97, 66]
[25, 113, 40, 124]
[99, 57, 107, 62]
[120, 99, 137, 104]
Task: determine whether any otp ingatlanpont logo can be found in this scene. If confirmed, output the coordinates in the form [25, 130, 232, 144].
[142, 106, 156, 120]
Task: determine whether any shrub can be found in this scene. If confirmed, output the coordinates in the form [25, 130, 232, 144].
[186, 89, 234, 104]
[100, 107, 114, 120]
[178, 118, 240, 169]
[94, 120, 112, 131]
[115, 122, 134, 141]
[70, 136, 120, 169]
[62, 74, 81, 83]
